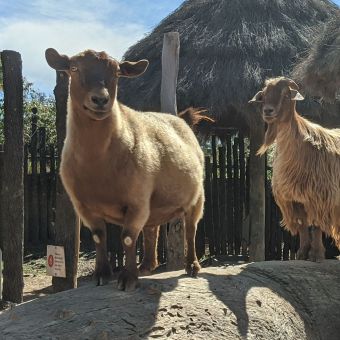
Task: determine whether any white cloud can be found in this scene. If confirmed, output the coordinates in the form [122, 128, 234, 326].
[0, 0, 184, 93]
[0, 5, 147, 92]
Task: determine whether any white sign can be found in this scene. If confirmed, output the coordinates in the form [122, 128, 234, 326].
[46, 245, 66, 278]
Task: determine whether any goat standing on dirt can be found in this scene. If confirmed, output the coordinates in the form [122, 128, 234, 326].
[45, 48, 206, 291]
[250, 77, 340, 261]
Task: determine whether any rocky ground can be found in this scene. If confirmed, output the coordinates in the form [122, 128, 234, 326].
[0, 260, 339, 339]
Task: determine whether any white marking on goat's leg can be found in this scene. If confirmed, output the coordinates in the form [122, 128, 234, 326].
[297, 218, 302, 225]
[93, 234, 101, 244]
[124, 236, 133, 247]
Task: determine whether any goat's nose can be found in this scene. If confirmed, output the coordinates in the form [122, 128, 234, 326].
[263, 108, 274, 116]
[91, 95, 109, 106]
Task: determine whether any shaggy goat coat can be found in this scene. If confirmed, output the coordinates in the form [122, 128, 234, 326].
[260, 99, 340, 247]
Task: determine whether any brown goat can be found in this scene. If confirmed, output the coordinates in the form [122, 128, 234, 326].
[45, 48, 206, 291]
[250, 77, 340, 261]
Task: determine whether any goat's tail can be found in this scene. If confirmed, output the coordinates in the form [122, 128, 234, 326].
[178, 107, 214, 130]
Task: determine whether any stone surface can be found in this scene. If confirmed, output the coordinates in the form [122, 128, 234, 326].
[0, 260, 339, 339]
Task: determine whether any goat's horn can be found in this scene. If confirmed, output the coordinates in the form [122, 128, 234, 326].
[288, 79, 299, 90]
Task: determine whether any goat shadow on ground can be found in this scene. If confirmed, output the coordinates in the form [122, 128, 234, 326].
[200, 260, 340, 340]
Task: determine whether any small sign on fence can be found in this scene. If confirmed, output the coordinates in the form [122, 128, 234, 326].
[46, 245, 66, 278]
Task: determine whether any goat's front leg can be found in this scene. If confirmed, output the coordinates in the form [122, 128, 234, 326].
[296, 226, 311, 260]
[117, 206, 149, 291]
[81, 217, 112, 285]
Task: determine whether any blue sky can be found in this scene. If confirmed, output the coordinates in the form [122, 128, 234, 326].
[0, 0, 184, 93]
[0, 0, 339, 93]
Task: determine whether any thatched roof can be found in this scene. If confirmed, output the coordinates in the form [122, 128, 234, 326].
[293, 13, 340, 102]
[118, 0, 339, 132]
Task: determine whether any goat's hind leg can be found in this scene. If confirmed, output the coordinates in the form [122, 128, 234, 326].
[184, 195, 203, 277]
[308, 226, 325, 262]
[138, 225, 160, 276]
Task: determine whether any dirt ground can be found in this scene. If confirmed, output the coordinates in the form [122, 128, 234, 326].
[22, 251, 96, 302]
[0, 251, 96, 311]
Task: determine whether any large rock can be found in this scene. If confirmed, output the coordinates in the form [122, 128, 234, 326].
[0, 260, 339, 339]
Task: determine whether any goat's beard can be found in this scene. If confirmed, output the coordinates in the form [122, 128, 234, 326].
[257, 122, 278, 156]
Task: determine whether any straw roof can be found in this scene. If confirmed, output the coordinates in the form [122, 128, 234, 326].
[293, 13, 340, 102]
[118, 0, 339, 131]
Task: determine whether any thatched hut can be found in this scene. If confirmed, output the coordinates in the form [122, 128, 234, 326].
[293, 12, 340, 112]
[119, 0, 339, 131]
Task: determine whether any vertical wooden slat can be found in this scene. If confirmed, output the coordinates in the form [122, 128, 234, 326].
[106, 224, 120, 270]
[204, 156, 214, 256]
[1, 50, 24, 303]
[226, 135, 233, 254]
[233, 137, 241, 255]
[157, 225, 167, 265]
[290, 235, 297, 260]
[276, 208, 283, 260]
[218, 145, 227, 254]
[30, 109, 39, 244]
[269, 198, 276, 260]
[24, 144, 29, 249]
[282, 230, 290, 260]
[48, 144, 56, 242]
[265, 176, 271, 260]
[239, 135, 247, 256]
[39, 127, 48, 245]
[211, 135, 220, 255]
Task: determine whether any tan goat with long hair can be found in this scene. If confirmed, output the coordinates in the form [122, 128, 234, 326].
[250, 77, 340, 261]
[45, 48, 208, 291]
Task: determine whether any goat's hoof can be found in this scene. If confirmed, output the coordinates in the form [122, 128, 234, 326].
[296, 247, 310, 260]
[185, 260, 201, 278]
[138, 261, 158, 276]
[117, 269, 138, 292]
[95, 262, 113, 286]
[308, 249, 325, 263]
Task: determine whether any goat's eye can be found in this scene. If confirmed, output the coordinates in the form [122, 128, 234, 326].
[71, 66, 78, 72]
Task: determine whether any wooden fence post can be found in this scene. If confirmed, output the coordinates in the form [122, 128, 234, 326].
[0, 50, 24, 303]
[160, 32, 185, 271]
[52, 71, 79, 292]
[249, 118, 266, 261]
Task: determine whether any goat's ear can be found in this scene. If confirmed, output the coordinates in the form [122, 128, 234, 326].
[249, 91, 264, 103]
[45, 48, 70, 71]
[118, 60, 149, 78]
[289, 88, 304, 101]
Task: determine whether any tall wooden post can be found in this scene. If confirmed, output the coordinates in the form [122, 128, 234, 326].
[52, 71, 80, 292]
[160, 32, 185, 271]
[249, 118, 266, 261]
[0, 51, 24, 303]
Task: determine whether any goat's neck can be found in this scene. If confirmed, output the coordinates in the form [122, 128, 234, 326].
[66, 99, 123, 155]
[275, 109, 305, 154]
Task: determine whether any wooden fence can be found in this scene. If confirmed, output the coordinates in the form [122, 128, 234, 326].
[21, 115, 339, 263]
